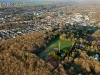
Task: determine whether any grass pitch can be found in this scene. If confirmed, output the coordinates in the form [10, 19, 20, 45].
[38, 37, 72, 61]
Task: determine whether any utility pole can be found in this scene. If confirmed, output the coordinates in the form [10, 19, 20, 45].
[59, 41, 61, 53]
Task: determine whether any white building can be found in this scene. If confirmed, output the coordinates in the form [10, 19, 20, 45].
[84, 15, 89, 21]
[93, 54, 99, 60]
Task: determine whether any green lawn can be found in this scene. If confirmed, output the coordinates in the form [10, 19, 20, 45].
[38, 37, 72, 61]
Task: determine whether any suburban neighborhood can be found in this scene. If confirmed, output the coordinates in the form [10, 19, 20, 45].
[0, 7, 99, 40]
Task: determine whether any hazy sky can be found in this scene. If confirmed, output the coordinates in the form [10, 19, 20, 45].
[0, 0, 99, 2]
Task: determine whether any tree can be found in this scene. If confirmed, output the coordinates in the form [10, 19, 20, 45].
[60, 34, 67, 40]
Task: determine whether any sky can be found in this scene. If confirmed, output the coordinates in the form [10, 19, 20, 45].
[0, 0, 99, 2]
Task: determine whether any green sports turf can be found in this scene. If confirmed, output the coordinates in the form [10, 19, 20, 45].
[38, 37, 72, 61]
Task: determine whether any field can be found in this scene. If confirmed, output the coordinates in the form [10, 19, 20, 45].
[1, 1, 54, 8]
[22, 1, 53, 6]
[38, 37, 72, 61]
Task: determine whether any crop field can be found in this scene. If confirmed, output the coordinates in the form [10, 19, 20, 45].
[22, 1, 53, 6]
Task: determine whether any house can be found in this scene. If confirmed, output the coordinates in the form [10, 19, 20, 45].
[93, 54, 99, 60]
[84, 15, 89, 21]
[80, 43, 85, 47]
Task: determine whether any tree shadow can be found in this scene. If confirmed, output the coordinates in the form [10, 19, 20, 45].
[62, 46, 71, 51]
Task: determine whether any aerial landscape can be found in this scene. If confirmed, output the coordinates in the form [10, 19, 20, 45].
[0, 0, 100, 75]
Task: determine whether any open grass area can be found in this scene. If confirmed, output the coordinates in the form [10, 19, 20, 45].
[2, 1, 54, 8]
[22, 2, 53, 6]
[38, 37, 72, 61]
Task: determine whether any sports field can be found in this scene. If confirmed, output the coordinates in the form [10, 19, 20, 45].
[38, 37, 72, 61]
